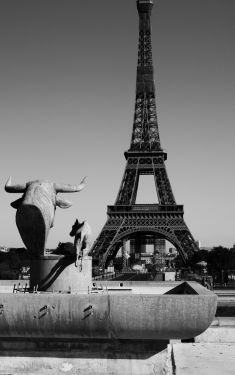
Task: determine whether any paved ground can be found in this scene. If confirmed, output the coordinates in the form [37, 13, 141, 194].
[0, 348, 169, 375]
[1, 343, 235, 375]
[195, 316, 235, 343]
[171, 343, 235, 375]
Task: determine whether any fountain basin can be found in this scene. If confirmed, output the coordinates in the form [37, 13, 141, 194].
[0, 282, 217, 340]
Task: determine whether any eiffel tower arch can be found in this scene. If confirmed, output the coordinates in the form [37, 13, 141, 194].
[91, 0, 199, 269]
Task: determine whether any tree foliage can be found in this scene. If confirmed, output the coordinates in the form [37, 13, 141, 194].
[191, 246, 234, 274]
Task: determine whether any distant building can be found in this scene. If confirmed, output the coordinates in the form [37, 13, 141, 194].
[168, 247, 177, 256]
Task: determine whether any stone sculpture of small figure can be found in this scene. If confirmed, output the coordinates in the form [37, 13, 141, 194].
[70, 219, 92, 269]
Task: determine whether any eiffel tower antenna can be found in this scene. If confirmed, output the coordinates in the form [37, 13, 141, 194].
[91, 0, 199, 269]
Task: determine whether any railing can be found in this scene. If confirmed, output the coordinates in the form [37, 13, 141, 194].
[93, 272, 117, 281]
[108, 204, 184, 214]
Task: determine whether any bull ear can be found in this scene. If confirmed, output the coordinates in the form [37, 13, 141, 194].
[10, 197, 23, 209]
[56, 197, 72, 209]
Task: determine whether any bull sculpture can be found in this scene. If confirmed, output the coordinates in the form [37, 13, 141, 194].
[5, 176, 86, 256]
[70, 219, 92, 268]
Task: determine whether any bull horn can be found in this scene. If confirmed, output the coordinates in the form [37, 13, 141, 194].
[5, 176, 26, 193]
[54, 176, 87, 193]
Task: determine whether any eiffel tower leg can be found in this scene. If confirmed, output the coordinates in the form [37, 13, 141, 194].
[173, 225, 199, 262]
[92, 217, 125, 268]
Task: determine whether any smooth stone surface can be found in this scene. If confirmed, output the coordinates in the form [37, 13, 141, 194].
[164, 272, 176, 281]
[0, 347, 169, 375]
[5, 177, 86, 257]
[30, 255, 92, 292]
[0, 282, 217, 340]
[195, 317, 235, 343]
[171, 343, 235, 375]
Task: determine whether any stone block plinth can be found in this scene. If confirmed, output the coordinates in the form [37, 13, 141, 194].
[30, 255, 92, 293]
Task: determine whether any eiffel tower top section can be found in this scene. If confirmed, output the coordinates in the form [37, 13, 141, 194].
[129, 0, 162, 155]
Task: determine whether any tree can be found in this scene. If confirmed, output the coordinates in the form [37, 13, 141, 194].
[207, 246, 230, 273]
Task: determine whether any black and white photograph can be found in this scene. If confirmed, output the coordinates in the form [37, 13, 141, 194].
[0, 0, 234, 374]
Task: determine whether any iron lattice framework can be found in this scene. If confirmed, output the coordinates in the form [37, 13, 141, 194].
[91, 0, 199, 268]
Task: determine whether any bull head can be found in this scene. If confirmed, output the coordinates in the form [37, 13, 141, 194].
[5, 176, 86, 256]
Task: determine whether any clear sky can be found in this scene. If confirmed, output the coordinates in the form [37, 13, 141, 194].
[0, 0, 234, 249]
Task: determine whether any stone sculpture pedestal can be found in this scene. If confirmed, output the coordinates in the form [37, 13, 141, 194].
[30, 255, 92, 293]
[164, 271, 176, 281]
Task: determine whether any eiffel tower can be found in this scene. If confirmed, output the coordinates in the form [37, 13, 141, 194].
[91, 0, 199, 269]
